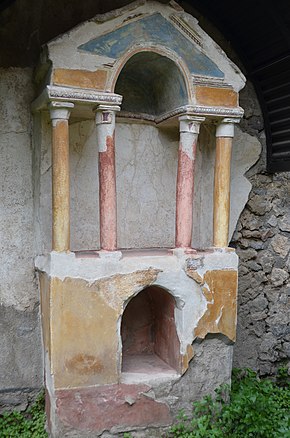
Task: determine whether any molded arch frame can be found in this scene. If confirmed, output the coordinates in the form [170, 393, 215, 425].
[107, 43, 194, 105]
[122, 283, 179, 314]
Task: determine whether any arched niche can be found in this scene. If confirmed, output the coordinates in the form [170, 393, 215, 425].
[121, 286, 181, 378]
[115, 51, 187, 249]
[115, 51, 189, 118]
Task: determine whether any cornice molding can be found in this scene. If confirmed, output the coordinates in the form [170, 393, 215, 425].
[31, 85, 122, 112]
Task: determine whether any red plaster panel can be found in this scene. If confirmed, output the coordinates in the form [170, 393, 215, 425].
[55, 384, 171, 433]
[121, 289, 154, 355]
[149, 287, 181, 371]
[121, 286, 181, 372]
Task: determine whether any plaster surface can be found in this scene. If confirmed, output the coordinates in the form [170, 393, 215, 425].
[0, 68, 37, 309]
[0, 68, 43, 406]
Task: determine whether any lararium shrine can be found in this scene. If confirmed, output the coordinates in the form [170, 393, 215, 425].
[33, 1, 247, 436]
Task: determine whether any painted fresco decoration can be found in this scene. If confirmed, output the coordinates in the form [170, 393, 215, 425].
[78, 13, 224, 78]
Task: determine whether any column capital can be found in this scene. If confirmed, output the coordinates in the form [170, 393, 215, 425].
[216, 117, 240, 138]
[49, 101, 74, 125]
[94, 105, 120, 125]
[178, 115, 205, 135]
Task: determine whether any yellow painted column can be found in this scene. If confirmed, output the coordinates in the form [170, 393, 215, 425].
[213, 118, 239, 247]
[49, 102, 74, 252]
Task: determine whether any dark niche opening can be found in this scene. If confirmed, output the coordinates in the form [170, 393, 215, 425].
[121, 286, 181, 377]
[115, 51, 188, 118]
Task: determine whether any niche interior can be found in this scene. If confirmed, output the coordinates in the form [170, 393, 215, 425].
[114, 50, 188, 249]
[121, 286, 180, 378]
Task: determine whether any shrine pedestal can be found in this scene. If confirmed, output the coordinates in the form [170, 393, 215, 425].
[36, 248, 238, 437]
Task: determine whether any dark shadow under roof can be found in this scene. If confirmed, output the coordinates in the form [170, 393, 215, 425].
[184, 0, 290, 172]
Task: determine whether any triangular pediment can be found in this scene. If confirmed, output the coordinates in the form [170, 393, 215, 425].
[78, 13, 224, 79]
[43, 1, 245, 96]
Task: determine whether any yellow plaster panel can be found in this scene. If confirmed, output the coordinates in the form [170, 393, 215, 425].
[195, 86, 238, 107]
[182, 344, 194, 374]
[50, 277, 119, 389]
[52, 68, 108, 90]
[194, 270, 238, 342]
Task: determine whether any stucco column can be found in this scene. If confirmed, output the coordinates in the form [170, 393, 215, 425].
[50, 102, 74, 252]
[95, 105, 120, 251]
[175, 115, 205, 248]
[213, 118, 239, 247]
[50, 101, 74, 252]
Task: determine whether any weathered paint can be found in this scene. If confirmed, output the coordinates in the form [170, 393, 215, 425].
[195, 86, 238, 107]
[213, 137, 232, 247]
[175, 116, 203, 248]
[50, 276, 118, 388]
[181, 344, 194, 374]
[79, 13, 224, 78]
[52, 68, 108, 90]
[99, 133, 117, 251]
[51, 118, 70, 252]
[194, 270, 238, 342]
[175, 146, 196, 248]
[55, 383, 172, 433]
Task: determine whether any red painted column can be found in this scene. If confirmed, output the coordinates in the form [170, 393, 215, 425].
[95, 105, 120, 251]
[175, 115, 205, 248]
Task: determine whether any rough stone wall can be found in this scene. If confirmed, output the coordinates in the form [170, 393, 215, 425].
[232, 82, 290, 375]
[0, 68, 43, 412]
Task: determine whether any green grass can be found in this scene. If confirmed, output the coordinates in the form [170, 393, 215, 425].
[0, 391, 47, 437]
[169, 368, 290, 438]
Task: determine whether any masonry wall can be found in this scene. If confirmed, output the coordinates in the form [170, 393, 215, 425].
[0, 68, 43, 411]
[232, 82, 290, 375]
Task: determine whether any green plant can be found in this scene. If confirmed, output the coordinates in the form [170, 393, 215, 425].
[169, 368, 290, 438]
[0, 391, 47, 437]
